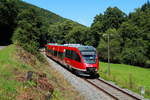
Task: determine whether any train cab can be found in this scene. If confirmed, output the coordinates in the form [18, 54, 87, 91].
[77, 46, 99, 75]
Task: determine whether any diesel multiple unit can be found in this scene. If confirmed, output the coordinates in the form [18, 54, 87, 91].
[45, 43, 99, 76]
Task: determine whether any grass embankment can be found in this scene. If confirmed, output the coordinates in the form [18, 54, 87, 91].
[0, 45, 85, 100]
[98, 62, 150, 98]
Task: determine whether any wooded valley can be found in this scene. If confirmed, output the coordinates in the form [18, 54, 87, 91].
[0, 0, 150, 67]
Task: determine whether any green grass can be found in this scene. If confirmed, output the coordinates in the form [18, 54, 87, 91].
[98, 62, 150, 98]
[0, 45, 21, 100]
[0, 45, 35, 100]
[0, 45, 85, 100]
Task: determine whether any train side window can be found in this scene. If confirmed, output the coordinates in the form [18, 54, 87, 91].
[70, 51, 73, 59]
[58, 52, 63, 59]
[60, 52, 63, 59]
[52, 50, 54, 55]
[66, 50, 70, 58]
[72, 51, 81, 62]
[65, 50, 68, 58]
[54, 51, 57, 56]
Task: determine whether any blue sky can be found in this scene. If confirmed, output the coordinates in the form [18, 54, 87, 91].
[23, 0, 147, 26]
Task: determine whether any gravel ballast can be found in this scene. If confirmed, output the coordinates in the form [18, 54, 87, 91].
[43, 54, 114, 100]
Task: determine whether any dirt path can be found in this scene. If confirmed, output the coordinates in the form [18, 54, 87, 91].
[0, 46, 6, 50]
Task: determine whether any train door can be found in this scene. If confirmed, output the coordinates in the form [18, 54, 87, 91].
[63, 49, 68, 66]
[63, 49, 66, 59]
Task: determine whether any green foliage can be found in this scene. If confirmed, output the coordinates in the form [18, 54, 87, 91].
[47, 20, 92, 45]
[12, 7, 40, 60]
[92, 3, 150, 67]
[118, 22, 148, 66]
[53, 89, 65, 100]
[1, 0, 150, 67]
[65, 26, 89, 44]
[0, 0, 19, 45]
[0, 0, 66, 45]
[141, 1, 150, 11]
[91, 7, 126, 33]
[48, 20, 78, 43]
[104, 7, 126, 29]
[47, 20, 97, 46]
[120, 45, 148, 66]
[97, 28, 120, 62]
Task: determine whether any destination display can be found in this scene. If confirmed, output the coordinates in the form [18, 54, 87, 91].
[81, 51, 96, 55]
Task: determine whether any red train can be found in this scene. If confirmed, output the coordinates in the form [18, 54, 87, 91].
[45, 43, 99, 76]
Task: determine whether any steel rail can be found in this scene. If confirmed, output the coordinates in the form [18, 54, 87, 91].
[84, 79, 119, 100]
[97, 78, 142, 100]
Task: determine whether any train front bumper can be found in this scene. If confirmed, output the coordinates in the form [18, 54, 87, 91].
[86, 67, 97, 73]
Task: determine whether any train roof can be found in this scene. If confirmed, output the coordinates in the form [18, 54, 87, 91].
[78, 46, 96, 51]
[47, 43, 96, 51]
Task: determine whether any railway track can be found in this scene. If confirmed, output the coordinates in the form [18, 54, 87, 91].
[84, 78, 144, 100]
[42, 50, 145, 100]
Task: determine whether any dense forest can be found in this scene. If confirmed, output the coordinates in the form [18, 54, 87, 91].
[92, 2, 150, 67]
[0, 0, 150, 67]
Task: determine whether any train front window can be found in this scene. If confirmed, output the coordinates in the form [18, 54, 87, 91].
[81, 51, 96, 64]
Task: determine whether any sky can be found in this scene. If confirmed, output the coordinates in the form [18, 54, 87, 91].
[23, 0, 148, 26]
